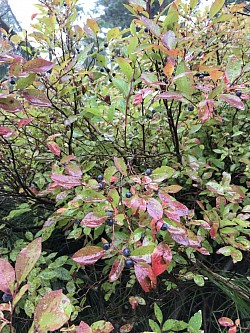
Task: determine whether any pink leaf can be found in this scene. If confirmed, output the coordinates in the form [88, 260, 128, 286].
[134, 262, 157, 292]
[23, 58, 55, 73]
[0, 126, 13, 136]
[23, 89, 51, 107]
[0, 258, 15, 294]
[81, 212, 107, 228]
[78, 321, 92, 333]
[219, 94, 245, 110]
[50, 174, 81, 189]
[132, 93, 143, 105]
[65, 163, 82, 177]
[109, 258, 125, 282]
[72, 246, 105, 265]
[147, 198, 163, 220]
[47, 141, 61, 157]
[218, 317, 234, 327]
[141, 16, 161, 37]
[15, 238, 42, 284]
[157, 91, 184, 101]
[161, 30, 177, 49]
[198, 99, 214, 123]
[151, 243, 172, 276]
[228, 326, 237, 333]
[17, 117, 33, 128]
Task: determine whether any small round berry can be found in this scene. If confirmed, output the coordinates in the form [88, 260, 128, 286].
[125, 258, 134, 268]
[74, 219, 81, 225]
[123, 248, 131, 257]
[112, 72, 116, 77]
[106, 218, 114, 226]
[97, 175, 104, 182]
[152, 110, 156, 115]
[98, 182, 104, 189]
[188, 105, 194, 111]
[144, 28, 149, 33]
[104, 42, 108, 48]
[235, 91, 242, 97]
[199, 74, 204, 79]
[109, 78, 112, 82]
[106, 68, 111, 73]
[146, 114, 152, 119]
[2, 293, 12, 302]
[161, 223, 168, 231]
[10, 79, 15, 85]
[126, 192, 132, 198]
[103, 243, 110, 250]
[149, 67, 154, 72]
[100, 68, 105, 73]
[145, 168, 151, 176]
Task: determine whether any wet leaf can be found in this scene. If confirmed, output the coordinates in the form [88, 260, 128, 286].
[157, 91, 184, 102]
[15, 238, 42, 284]
[225, 56, 241, 83]
[50, 174, 81, 189]
[0, 126, 13, 136]
[72, 246, 105, 265]
[116, 57, 133, 80]
[198, 99, 214, 123]
[188, 310, 202, 332]
[0, 95, 23, 112]
[134, 262, 157, 292]
[23, 58, 55, 73]
[65, 163, 82, 177]
[141, 17, 161, 37]
[91, 320, 114, 333]
[34, 290, 71, 332]
[78, 321, 92, 333]
[151, 243, 172, 276]
[47, 141, 61, 156]
[109, 258, 125, 282]
[81, 212, 107, 228]
[161, 30, 176, 49]
[0, 258, 15, 294]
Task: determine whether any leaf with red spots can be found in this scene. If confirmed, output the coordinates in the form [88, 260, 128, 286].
[151, 243, 172, 276]
[134, 262, 157, 292]
[147, 198, 163, 220]
[23, 89, 51, 107]
[81, 212, 107, 228]
[0, 258, 15, 294]
[72, 246, 105, 265]
[34, 290, 71, 333]
[109, 257, 125, 282]
[23, 58, 55, 73]
[15, 238, 42, 284]
[47, 141, 61, 157]
[0, 95, 23, 112]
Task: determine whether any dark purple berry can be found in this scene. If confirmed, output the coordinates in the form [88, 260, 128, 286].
[98, 182, 104, 189]
[126, 192, 132, 198]
[144, 28, 149, 33]
[2, 293, 12, 302]
[104, 42, 108, 48]
[10, 79, 15, 85]
[146, 114, 152, 119]
[235, 91, 242, 97]
[199, 74, 204, 79]
[106, 68, 111, 73]
[123, 248, 131, 257]
[188, 105, 194, 111]
[106, 218, 114, 226]
[145, 168, 151, 176]
[103, 243, 110, 250]
[100, 68, 105, 72]
[152, 110, 156, 114]
[112, 72, 116, 77]
[161, 223, 168, 231]
[97, 175, 103, 182]
[106, 211, 113, 217]
[125, 258, 134, 268]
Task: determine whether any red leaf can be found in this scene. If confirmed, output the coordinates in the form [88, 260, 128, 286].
[81, 212, 107, 228]
[0, 126, 13, 136]
[157, 91, 184, 101]
[152, 243, 172, 276]
[132, 93, 143, 105]
[147, 198, 163, 220]
[0, 258, 15, 294]
[23, 89, 51, 107]
[50, 174, 81, 189]
[17, 117, 33, 128]
[0, 95, 23, 112]
[23, 58, 55, 73]
[78, 321, 92, 333]
[47, 141, 61, 157]
[198, 99, 214, 123]
[228, 326, 237, 333]
[65, 163, 82, 177]
[109, 258, 125, 282]
[218, 317, 234, 327]
[134, 262, 157, 292]
[72, 246, 105, 265]
[219, 94, 245, 110]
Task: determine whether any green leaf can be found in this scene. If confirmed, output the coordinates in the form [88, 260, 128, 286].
[80, 188, 106, 202]
[175, 61, 195, 97]
[107, 27, 120, 42]
[154, 303, 163, 324]
[188, 310, 202, 332]
[115, 57, 133, 80]
[149, 319, 161, 333]
[151, 166, 175, 182]
[131, 244, 156, 256]
[194, 275, 205, 287]
[114, 156, 127, 176]
[112, 78, 130, 95]
[16, 73, 36, 89]
[209, 0, 225, 18]
[104, 166, 117, 183]
[225, 56, 241, 84]
[163, 319, 188, 331]
[190, 0, 199, 10]
[96, 54, 107, 67]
